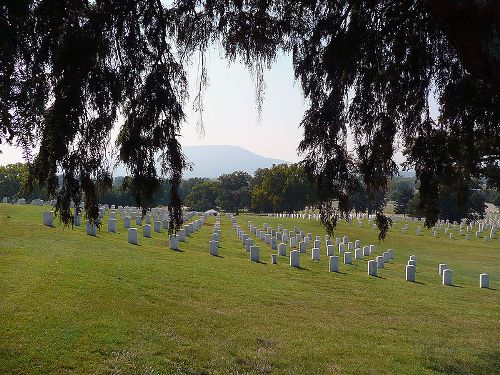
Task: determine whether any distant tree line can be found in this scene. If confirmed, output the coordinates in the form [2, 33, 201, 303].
[1, 163, 498, 222]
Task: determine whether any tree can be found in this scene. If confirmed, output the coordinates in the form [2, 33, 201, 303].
[0, 164, 27, 198]
[217, 171, 252, 213]
[251, 164, 316, 213]
[2, 1, 499, 237]
[184, 181, 219, 212]
[392, 181, 416, 215]
[0, 163, 47, 200]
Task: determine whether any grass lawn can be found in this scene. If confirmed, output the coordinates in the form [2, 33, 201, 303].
[0, 204, 499, 374]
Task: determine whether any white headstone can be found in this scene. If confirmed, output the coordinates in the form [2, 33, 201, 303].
[299, 241, 306, 253]
[278, 243, 287, 257]
[479, 273, 489, 289]
[328, 256, 339, 272]
[143, 224, 151, 238]
[376, 255, 384, 269]
[271, 254, 277, 264]
[354, 248, 363, 260]
[368, 260, 377, 276]
[108, 218, 117, 233]
[290, 250, 300, 268]
[124, 216, 131, 229]
[128, 228, 138, 245]
[362, 246, 370, 256]
[250, 246, 260, 262]
[311, 247, 320, 261]
[406, 265, 416, 282]
[169, 235, 179, 250]
[442, 269, 452, 286]
[326, 244, 335, 257]
[42, 211, 54, 227]
[344, 252, 352, 265]
[209, 240, 219, 256]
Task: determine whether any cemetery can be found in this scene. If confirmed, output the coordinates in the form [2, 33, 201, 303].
[0, 202, 498, 374]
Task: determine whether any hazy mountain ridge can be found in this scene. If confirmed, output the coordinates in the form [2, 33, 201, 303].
[182, 145, 288, 178]
[113, 145, 288, 178]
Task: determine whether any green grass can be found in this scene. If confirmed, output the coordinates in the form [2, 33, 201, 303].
[0, 204, 499, 374]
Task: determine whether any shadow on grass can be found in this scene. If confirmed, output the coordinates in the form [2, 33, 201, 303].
[252, 260, 267, 265]
[210, 254, 225, 258]
[172, 248, 184, 253]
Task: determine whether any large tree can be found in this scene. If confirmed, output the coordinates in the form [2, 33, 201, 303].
[1, 1, 499, 237]
[217, 171, 252, 214]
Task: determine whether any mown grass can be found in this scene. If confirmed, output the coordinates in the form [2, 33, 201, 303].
[0, 204, 499, 374]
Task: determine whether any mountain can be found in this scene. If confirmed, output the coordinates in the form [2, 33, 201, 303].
[182, 145, 288, 178]
[112, 145, 288, 178]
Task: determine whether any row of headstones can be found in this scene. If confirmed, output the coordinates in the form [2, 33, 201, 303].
[209, 216, 221, 256]
[396, 222, 497, 241]
[437, 263, 490, 288]
[264, 211, 499, 238]
[2, 197, 57, 205]
[268, 213, 321, 220]
[168, 216, 206, 249]
[405, 257, 491, 288]
[95, 214, 206, 248]
[49, 202, 196, 230]
[42, 209, 205, 246]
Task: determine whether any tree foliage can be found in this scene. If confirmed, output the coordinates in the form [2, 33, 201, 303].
[0, 163, 46, 200]
[217, 171, 252, 214]
[1, 1, 499, 237]
[251, 164, 316, 213]
[391, 180, 416, 215]
[184, 181, 219, 212]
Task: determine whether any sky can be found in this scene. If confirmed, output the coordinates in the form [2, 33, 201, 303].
[0, 47, 306, 166]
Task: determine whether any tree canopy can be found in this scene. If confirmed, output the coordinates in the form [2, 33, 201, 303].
[1, 1, 499, 236]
